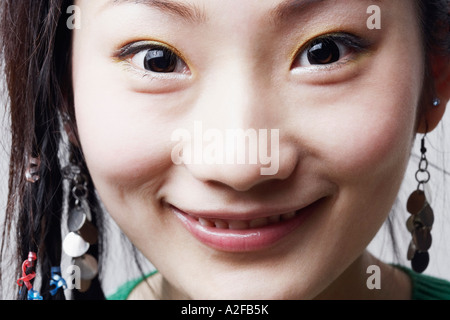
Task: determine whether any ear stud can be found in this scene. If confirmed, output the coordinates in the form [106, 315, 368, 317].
[432, 97, 441, 107]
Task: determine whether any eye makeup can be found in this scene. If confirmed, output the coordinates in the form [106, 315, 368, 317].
[291, 32, 373, 70]
[113, 40, 190, 77]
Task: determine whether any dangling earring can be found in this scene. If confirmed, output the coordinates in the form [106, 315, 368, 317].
[62, 156, 99, 292]
[406, 130, 434, 273]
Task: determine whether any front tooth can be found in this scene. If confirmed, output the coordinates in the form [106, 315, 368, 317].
[228, 220, 249, 230]
[199, 217, 215, 227]
[214, 220, 229, 229]
[250, 217, 269, 228]
[281, 212, 296, 221]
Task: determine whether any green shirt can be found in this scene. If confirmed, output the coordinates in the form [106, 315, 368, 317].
[107, 270, 158, 300]
[396, 265, 450, 300]
[107, 266, 450, 300]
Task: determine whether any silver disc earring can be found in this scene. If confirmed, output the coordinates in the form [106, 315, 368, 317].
[406, 134, 434, 273]
[62, 158, 99, 292]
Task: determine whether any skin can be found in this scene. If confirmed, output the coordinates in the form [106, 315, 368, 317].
[71, 0, 449, 299]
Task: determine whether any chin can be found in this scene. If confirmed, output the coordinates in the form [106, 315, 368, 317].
[184, 275, 313, 300]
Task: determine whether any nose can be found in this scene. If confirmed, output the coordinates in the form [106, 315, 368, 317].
[172, 62, 298, 192]
[183, 135, 298, 192]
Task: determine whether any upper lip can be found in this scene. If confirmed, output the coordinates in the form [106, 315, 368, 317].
[168, 198, 321, 221]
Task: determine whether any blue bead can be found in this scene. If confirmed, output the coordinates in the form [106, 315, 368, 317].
[27, 289, 43, 300]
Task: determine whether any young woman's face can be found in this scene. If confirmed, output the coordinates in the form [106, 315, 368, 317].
[72, 0, 425, 298]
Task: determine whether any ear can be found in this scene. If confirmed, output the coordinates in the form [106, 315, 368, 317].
[417, 53, 450, 134]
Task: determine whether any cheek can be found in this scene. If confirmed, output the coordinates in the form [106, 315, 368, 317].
[315, 60, 423, 182]
[74, 90, 172, 188]
[72, 83, 176, 237]
[322, 99, 414, 180]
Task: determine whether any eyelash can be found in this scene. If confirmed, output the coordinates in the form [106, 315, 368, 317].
[116, 41, 189, 78]
[292, 33, 371, 69]
[118, 41, 169, 59]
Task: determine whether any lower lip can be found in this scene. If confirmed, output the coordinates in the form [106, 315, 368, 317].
[172, 202, 319, 253]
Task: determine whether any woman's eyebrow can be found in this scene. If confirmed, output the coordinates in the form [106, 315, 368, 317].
[271, 0, 326, 21]
[270, 0, 382, 24]
[108, 0, 207, 23]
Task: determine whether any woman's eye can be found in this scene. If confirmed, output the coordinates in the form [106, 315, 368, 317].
[129, 46, 188, 74]
[295, 36, 357, 67]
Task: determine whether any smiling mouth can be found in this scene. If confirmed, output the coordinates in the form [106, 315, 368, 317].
[171, 199, 323, 252]
[188, 210, 299, 230]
